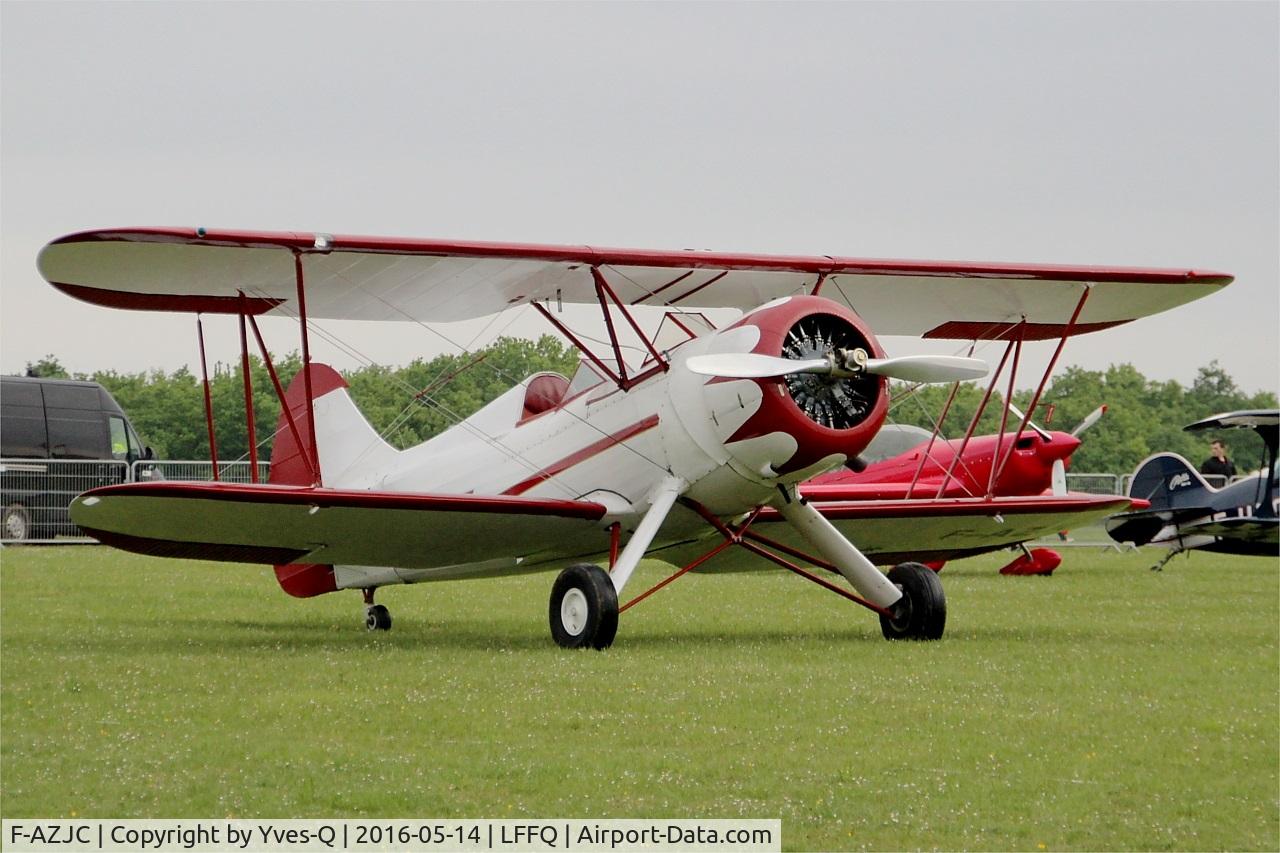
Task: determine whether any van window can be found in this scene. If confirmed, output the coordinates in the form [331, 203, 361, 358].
[47, 414, 106, 459]
[109, 416, 129, 460]
[1, 404, 48, 457]
[42, 384, 101, 410]
[1, 380, 43, 408]
[126, 423, 144, 459]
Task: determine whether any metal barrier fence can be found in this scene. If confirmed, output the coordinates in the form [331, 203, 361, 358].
[2, 459, 129, 543]
[132, 460, 270, 485]
[1064, 473, 1121, 495]
[1, 458, 269, 544]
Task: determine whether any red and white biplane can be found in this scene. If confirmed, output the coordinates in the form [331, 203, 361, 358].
[37, 228, 1229, 647]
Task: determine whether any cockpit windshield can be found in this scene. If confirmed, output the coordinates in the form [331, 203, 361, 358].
[565, 359, 612, 399]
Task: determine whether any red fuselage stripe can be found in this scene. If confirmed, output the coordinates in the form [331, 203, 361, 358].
[502, 415, 661, 497]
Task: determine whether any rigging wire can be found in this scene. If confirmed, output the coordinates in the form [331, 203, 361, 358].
[329, 283, 672, 476]
[252, 294, 587, 499]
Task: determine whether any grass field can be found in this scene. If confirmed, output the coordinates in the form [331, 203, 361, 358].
[1, 544, 1277, 850]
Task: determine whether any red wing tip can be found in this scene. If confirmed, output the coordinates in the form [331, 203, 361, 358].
[1185, 270, 1234, 285]
[274, 563, 338, 598]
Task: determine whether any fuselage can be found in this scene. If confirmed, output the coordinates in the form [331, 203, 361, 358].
[807, 429, 1081, 499]
[327, 295, 890, 548]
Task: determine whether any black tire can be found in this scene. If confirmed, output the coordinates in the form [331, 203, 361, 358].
[366, 604, 392, 631]
[3, 503, 31, 542]
[549, 564, 618, 650]
[879, 562, 946, 641]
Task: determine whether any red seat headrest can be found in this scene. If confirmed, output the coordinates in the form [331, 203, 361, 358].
[522, 373, 570, 419]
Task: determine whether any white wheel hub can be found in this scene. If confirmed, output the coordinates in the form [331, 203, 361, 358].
[560, 588, 589, 636]
[4, 510, 26, 540]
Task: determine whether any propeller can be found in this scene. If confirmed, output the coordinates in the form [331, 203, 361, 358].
[1006, 402, 1053, 441]
[1002, 402, 1106, 496]
[1005, 402, 1108, 442]
[1071, 404, 1108, 437]
[686, 350, 988, 384]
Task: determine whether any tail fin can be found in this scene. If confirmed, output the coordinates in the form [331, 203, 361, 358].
[268, 363, 398, 489]
[1127, 452, 1214, 511]
[268, 363, 397, 598]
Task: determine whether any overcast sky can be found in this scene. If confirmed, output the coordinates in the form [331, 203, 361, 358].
[2, 1, 1277, 399]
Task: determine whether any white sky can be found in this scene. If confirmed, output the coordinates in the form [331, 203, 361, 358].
[2, 1, 1277, 396]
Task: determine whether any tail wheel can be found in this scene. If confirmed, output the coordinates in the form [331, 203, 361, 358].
[549, 564, 618, 650]
[3, 503, 31, 542]
[365, 604, 392, 631]
[879, 562, 946, 641]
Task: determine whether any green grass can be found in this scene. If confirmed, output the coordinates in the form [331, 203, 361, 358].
[2, 546, 1277, 850]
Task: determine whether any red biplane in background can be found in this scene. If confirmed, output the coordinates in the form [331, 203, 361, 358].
[802, 404, 1108, 575]
[37, 228, 1228, 648]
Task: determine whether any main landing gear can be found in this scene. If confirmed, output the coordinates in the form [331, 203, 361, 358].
[363, 588, 392, 631]
[549, 564, 618, 650]
[879, 562, 947, 641]
[543, 490, 948, 649]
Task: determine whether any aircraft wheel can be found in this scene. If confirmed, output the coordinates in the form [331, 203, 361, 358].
[3, 503, 31, 542]
[879, 562, 946, 641]
[549, 564, 618, 650]
[365, 604, 392, 631]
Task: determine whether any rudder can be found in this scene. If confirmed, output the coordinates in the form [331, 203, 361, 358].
[1127, 452, 1213, 511]
[267, 363, 358, 598]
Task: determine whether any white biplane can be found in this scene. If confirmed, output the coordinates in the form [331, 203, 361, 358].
[37, 228, 1230, 647]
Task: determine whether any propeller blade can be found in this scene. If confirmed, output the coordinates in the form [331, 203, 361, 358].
[687, 352, 987, 384]
[684, 353, 830, 379]
[863, 355, 988, 384]
[1051, 458, 1068, 496]
[1007, 402, 1053, 441]
[1071, 404, 1108, 437]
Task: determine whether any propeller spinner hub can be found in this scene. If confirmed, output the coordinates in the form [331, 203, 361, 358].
[780, 318, 880, 431]
[698, 295, 891, 481]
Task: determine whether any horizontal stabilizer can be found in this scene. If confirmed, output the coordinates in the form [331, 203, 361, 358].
[1184, 409, 1280, 432]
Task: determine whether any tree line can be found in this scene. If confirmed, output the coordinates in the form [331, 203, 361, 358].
[21, 343, 1277, 476]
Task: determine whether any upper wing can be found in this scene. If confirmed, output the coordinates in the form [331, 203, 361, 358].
[71, 481, 609, 569]
[1184, 410, 1280, 432]
[39, 227, 1231, 339]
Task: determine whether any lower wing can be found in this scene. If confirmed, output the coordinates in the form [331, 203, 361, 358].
[1106, 506, 1214, 546]
[71, 482, 608, 569]
[656, 493, 1136, 571]
[1183, 516, 1279, 546]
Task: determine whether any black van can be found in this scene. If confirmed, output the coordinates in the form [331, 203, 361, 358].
[1, 375, 152, 541]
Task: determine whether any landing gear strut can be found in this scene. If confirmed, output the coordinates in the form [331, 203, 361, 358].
[1150, 548, 1182, 572]
[363, 588, 392, 631]
[549, 564, 618, 649]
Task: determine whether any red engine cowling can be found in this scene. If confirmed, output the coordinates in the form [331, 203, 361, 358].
[715, 295, 890, 480]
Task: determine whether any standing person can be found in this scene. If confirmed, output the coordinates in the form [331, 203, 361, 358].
[1199, 438, 1237, 483]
